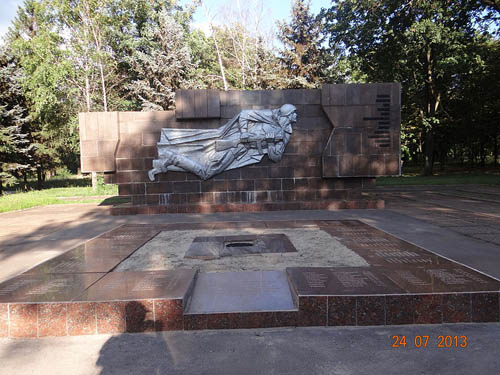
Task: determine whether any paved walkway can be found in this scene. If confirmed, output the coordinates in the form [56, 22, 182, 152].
[1, 184, 499, 374]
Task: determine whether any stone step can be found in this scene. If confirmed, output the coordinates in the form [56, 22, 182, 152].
[184, 271, 297, 315]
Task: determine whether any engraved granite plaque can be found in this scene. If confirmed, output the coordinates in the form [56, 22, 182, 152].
[185, 234, 297, 260]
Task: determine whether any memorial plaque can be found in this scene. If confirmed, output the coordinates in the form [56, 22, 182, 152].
[185, 234, 297, 260]
[0, 273, 105, 303]
[186, 271, 296, 314]
[25, 238, 143, 274]
[77, 270, 197, 301]
[382, 265, 500, 293]
[287, 267, 405, 295]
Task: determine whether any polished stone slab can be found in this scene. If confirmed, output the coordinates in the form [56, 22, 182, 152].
[24, 238, 147, 274]
[320, 220, 452, 266]
[185, 234, 297, 260]
[382, 265, 500, 293]
[0, 273, 105, 303]
[287, 267, 405, 296]
[186, 271, 296, 314]
[76, 270, 197, 302]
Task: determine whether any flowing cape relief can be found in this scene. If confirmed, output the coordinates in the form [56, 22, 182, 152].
[156, 110, 282, 172]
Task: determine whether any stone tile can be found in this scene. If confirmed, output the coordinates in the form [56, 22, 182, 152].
[442, 294, 471, 323]
[274, 311, 298, 327]
[382, 265, 500, 294]
[287, 267, 405, 296]
[9, 303, 38, 338]
[206, 313, 238, 330]
[0, 273, 105, 303]
[67, 302, 97, 336]
[356, 296, 385, 326]
[471, 293, 499, 323]
[298, 296, 327, 326]
[414, 295, 442, 324]
[237, 312, 276, 329]
[385, 295, 414, 325]
[327, 296, 356, 326]
[154, 299, 184, 331]
[78, 270, 197, 302]
[125, 300, 155, 333]
[0, 304, 8, 338]
[186, 271, 295, 314]
[38, 303, 67, 337]
[96, 302, 126, 334]
[184, 314, 207, 330]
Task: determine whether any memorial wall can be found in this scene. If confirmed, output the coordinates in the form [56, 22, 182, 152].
[78, 83, 401, 214]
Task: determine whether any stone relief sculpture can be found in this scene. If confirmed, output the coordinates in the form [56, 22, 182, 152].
[148, 104, 297, 181]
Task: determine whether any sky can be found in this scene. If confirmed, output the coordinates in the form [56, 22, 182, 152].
[0, 0, 333, 39]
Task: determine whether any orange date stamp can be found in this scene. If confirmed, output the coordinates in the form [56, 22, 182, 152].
[392, 335, 468, 348]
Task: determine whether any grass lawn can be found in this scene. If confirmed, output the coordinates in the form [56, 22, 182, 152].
[377, 171, 500, 186]
[0, 183, 120, 213]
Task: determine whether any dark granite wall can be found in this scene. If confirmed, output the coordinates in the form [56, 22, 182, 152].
[79, 85, 400, 214]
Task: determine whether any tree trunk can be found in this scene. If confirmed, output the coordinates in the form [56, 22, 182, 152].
[36, 167, 43, 190]
[494, 135, 498, 165]
[0, 167, 3, 196]
[23, 172, 28, 192]
[423, 130, 434, 176]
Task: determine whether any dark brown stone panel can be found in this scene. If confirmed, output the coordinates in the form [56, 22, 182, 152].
[298, 296, 327, 327]
[116, 158, 145, 171]
[96, 302, 126, 334]
[119, 183, 146, 196]
[116, 171, 150, 184]
[154, 299, 184, 331]
[241, 167, 269, 180]
[207, 89, 221, 118]
[0, 304, 8, 338]
[159, 171, 188, 182]
[241, 90, 262, 105]
[221, 105, 241, 119]
[9, 304, 38, 338]
[471, 293, 499, 323]
[237, 312, 276, 329]
[146, 182, 172, 195]
[442, 294, 471, 323]
[38, 303, 67, 337]
[172, 181, 201, 193]
[220, 90, 241, 106]
[125, 300, 155, 333]
[328, 296, 356, 326]
[194, 89, 208, 118]
[67, 303, 97, 336]
[340, 155, 353, 176]
[356, 296, 385, 326]
[414, 295, 442, 324]
[385, 295, 414, 325]
[184, 314, 207, 330]
[322, 155, 339, 177]
[254, 179, 281, 191]
[353, 156, 370, 175]
[275, 311, 298, 327]
[201, 180, 228, 192]
[131, 195, 146, 205]
[227, 180, 255, 192]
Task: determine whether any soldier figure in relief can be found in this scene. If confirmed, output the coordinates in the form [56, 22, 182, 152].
[148, 104, 297, 181]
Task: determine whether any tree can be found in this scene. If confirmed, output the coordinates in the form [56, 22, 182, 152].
[277, 0, 325, 88]
[0, 44, 32, 194]
[125, 7, 193, 110]
[8, 0, 75, 187]
[321, 0, 488, 175]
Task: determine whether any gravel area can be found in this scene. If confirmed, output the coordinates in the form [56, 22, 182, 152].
[116, 227, 369, 272]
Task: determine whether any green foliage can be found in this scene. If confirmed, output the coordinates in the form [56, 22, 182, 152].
[321, 0, 498, 174]
[277, 0, 325, 88]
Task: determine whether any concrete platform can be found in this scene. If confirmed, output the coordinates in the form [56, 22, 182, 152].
[0, 220, 498, 338]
